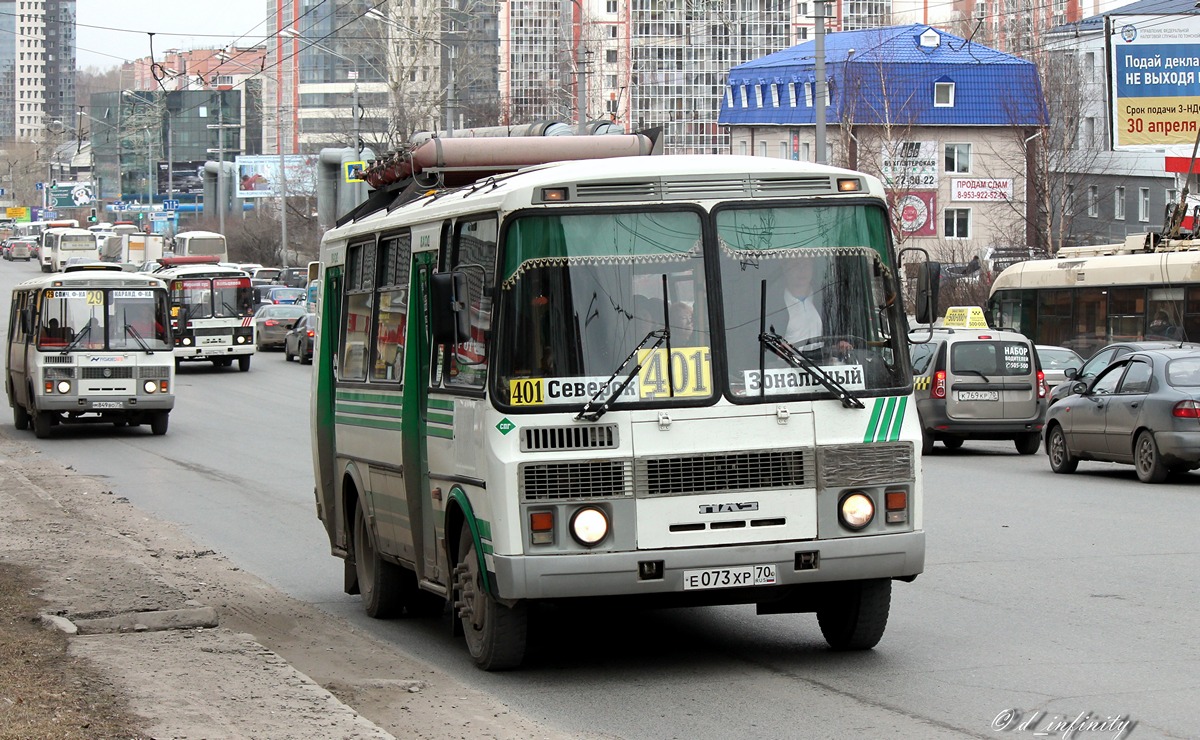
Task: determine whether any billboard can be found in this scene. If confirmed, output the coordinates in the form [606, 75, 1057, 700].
[235, 154, 319, 199]
[47, 182, 95, 209]
[880, 141, 939, 190]
[1109, 14, 1200, 148]
[157, 161, 208, 195]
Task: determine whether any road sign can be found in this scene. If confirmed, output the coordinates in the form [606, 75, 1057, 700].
[0, 188, 5, 197]
[162, 199, 180, 211]
[36, 182, 44, 191]
[150, 212, 171, 222]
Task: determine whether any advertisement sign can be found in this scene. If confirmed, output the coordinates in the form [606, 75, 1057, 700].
[1109, 14, 1200, 148]
[951, 178, 1013, 202]
[48, 183, 95, 209]
[235, 154, 319, 198]
[891, 191, 938, 237]
[157, 161, 208, 195]
[6, 207, 30, 221]
[880, 141, 939, 190]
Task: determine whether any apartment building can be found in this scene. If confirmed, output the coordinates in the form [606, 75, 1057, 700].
[0, 0, 76, 141]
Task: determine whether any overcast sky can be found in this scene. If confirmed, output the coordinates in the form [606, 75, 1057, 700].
[76, 2, 272, 70]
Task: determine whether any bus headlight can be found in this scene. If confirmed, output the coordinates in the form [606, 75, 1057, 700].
[236, 335, 246, 344]
[839, 492, 875, 530]
[182, 337, 192, 346]
[56, 380, 71, 394]
[143, 380, 157, 394]
[570, 507, 609, 546]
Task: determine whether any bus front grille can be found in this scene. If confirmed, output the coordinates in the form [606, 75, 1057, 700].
[818, 443, 914, 488]
[636, 449, 815, 497]
[81, 367, 134, 379]
[520, 460, 631, 501]
[520, 424, 619, 452]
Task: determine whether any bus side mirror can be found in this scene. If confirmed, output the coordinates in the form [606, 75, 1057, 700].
[916, 262, 941, 325]
[429, 271, 471, 346]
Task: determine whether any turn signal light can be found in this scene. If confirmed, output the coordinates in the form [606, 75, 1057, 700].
[885, 488, 908, 524]
[836, 178, 861, 192]
[932, 369, 947, 399]
[530, 511, 554, 545]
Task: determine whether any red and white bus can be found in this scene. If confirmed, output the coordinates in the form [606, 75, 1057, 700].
[154, 256, 256, 370]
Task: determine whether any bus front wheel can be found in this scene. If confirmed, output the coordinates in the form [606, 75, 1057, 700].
[32, 409, 54, 439]
[816, 578, 891, 651]
[150, 412, 169, 436]
[238, 355, 251, 372]
[454, 522, 527, 670]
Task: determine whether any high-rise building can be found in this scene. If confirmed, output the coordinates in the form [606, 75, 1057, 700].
[0, 0, 77, 141]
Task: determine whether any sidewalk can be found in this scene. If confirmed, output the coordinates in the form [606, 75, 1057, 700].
[0, 432, 570, 740]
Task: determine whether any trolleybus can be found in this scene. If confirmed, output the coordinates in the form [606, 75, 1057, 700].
[154, 257, 255, 370]
[988, 235, 1200, 358]
[6, 264, 174, 437]
[312, 154, 926, 669]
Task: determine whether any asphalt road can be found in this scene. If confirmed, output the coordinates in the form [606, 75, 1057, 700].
[3, 259, 1195, 739]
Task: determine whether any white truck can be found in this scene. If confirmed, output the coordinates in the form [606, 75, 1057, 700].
[100, 232, 165, 267]
[43, 228, 101, 272]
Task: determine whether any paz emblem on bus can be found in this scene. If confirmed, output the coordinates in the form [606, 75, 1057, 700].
[699, 501, 760, 514]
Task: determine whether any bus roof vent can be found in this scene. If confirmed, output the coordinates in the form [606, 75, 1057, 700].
[574, 181, 660, 202]
[751, 176, 834, 196]
[663, 178, 750, 199]
[520, 424, 619, 452]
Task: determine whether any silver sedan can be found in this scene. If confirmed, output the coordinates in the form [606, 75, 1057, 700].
[254, 305, 307, 350]
[1045, 348, 1200, 483]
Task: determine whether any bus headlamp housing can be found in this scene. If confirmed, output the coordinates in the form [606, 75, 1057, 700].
[56, 380, 71, 394]
[570, 507, 609, 546]
[143, 380, 157, 394]
[182, 337, 192, 346]
[839, 492, 875, 530]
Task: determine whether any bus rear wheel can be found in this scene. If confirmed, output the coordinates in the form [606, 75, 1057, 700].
[352, 504, 404, 618]
[454, 522, 527, 670]
[13, 400, 30, 431]
[816, 578, 891, 651]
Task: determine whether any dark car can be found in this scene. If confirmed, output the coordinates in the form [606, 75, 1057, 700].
[276, 267, 309, 288]
[1047, 340, 1200, 405]
[1046, 348, 1200, 482]
[254, 305, 307, 350]
[284, 313, 316, 364]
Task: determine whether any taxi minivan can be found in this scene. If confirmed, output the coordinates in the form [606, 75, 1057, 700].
[910, 307, 1048, 454]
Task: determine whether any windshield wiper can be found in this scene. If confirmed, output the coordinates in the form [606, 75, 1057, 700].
[575, 329, 668, 422]
[123, 323, 154, 353]
[956, 369, 990, 381]
[221, 300, 239, 316]
[759, 330, 865, 409]
[61, 323, 94, 354]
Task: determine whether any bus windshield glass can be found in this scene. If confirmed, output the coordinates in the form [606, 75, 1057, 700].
[171, 277, 253, 320]
[715, 203, 908, 399]
[495, 209, 713, 408]
[37, 288, 171, 351]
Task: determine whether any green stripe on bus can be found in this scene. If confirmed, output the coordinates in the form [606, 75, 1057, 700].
[863, 399, 885, 443]
[335, 415, 405, 431]
[428, 398, 454, 410]
[335, 402, 402, 417]
[427, 411, 453, 425]
[427, 426, 454, 439]
[335, 389, 403, 405]
[476, 519, 492, 541]
[876, 397, 897, 442]
[887, 397, 908, 442]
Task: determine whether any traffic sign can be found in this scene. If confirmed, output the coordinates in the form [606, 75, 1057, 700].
[150, 212, 171, 222]
[162, 199, 180, 211]
[0, 188, 6, 197]
[36, 182, 44, 191]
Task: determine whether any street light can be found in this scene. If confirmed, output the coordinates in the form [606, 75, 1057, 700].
[363, 7, 457, 135]
[281, 28, 361, 159]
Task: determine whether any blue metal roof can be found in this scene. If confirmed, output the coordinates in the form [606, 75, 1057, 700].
[719, 24, 1047, 128]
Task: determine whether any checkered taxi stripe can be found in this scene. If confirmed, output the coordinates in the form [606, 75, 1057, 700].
[913, 375, 931, 391]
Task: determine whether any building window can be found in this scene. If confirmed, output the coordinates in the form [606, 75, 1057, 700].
[1066, 185, 1075, 216]
[945, 143, 970, 173]
[1114, 186, 1125, 220]
[1088, 185, 1098, 217]
[944, 208, 970, 238]
[739, 85, 747, 108]
[606, 49, 617, 63]
[1167, 189, 1178, 213]
[798, 27, 808, 40]
[770, 83, 779, 107]
[606, 0, 617, 11]
[755, 85, 763, 107]
[1139, 187, 1149, 222]
[788, 82, 797, 107]
[804, 82, 812, 107]
[798, 2, 808, 13]
[609, 26, 617, 38]
[1082, 117, 1095, 148]
[779, 141, 789, 158]
[757, 141, 767, 157]
[801, 142, 811, 161]
[934, 81, 955, 107]
[739, 141, 748, 155]
[1084, 51, 1096, 82]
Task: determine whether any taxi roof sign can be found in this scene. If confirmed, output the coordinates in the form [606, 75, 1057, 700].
[942, 306, 989, 329]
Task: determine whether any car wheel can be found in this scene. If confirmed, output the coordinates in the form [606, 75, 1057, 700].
[817, 578, 891, 651]
[942, 437, 963, 450]
[1015, 432, 1041, 455]
[920, 427, 934, 455]
[454, 521, 528, 670]
[284, 343, 294, 362]
[352, 503, 404, 618]
[1135, 430, 1169, 483]
[1046, 425, 1078, 474]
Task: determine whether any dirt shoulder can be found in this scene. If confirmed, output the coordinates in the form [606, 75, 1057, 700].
[0, 432, 574, 739]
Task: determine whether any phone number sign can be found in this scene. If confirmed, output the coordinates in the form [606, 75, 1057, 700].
[951, 178, 1013, 202]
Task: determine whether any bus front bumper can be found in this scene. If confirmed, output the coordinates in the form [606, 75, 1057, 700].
[37, 395, 175, 413]
[489, 530, 924, 600]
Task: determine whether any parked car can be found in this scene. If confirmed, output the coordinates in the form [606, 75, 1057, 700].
[1035, 345, 1083, 392]
[254, 305, 307, 350]
[283, 313, 316, 364]
[1047, 340, 1200, 405]
[265, 287, 306, 305]
[1046, 348, 1200, 482]
[910, 307, 1048, 455]
[275, 266, 309, 288]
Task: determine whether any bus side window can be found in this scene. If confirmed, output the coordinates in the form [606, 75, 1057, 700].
[444, 216, 497, 389]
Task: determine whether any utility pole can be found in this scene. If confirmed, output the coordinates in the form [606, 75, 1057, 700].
[279, 111, 288, 268]
[814, 0, 828, 164]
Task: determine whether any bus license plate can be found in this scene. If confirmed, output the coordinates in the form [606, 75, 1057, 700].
[957, 390, 999, 401]
[200, 336, 227, 346]
[682, 564, 777, 590]
[92, 401, 123, 409]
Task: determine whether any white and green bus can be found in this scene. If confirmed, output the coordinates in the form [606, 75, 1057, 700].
[312, 154, 925, 669]
[6, 264, 175, 437]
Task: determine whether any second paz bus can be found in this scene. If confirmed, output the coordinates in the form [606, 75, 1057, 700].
[311, 154, 926, 669]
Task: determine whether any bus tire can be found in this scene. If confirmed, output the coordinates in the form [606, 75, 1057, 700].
[238, 355, 251, 372]
[12, 400, 30, 431]
[454, 522, 527, 670]
[817, 578, 890, 651]
[150, 411, 169, 436]
[32, 409, 54, 439]
[1014, 432, 1041, 455]
[352, 504, 404, 619]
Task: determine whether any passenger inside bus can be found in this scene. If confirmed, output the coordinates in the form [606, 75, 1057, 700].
[40, 318, 65, 345]
[1148, 310, 1178, 340]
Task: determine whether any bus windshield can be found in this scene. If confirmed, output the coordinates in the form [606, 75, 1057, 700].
[715, 203, 909, 399]
[37, 288, 171, 351]
[171, 277, 254, 320]
[495, 209, 713, 408]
